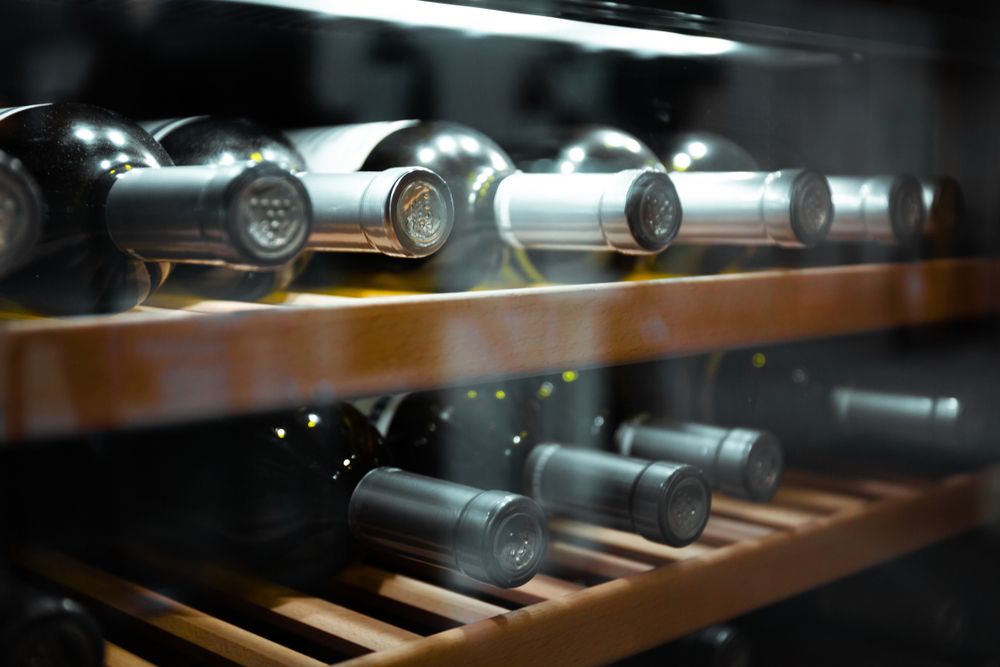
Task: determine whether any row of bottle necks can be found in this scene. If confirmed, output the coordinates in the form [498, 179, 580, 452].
[0, 102, 960, 315]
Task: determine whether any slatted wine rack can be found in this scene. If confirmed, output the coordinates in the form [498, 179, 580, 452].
[2, 258, 999, 444]
[14, 467, 997, 667]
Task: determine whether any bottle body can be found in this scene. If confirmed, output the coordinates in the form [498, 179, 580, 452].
[1, 403, 546, 588]
[0, 104, 174, 314]
[0, 150, 42, 280]
[0, 105, 313, 313]
[366, 384, 711, 546]
[289, 121, 513, 292]
[0, 573, 105, 667]
[288, 121, 680, 291]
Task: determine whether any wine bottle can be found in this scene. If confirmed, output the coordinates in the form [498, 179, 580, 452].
[0, 103, 313, 314]
[704, 341, 996, 467]
[0, 150, 42, 280]
[519, 370, 783, 502]
[517, 126, 833, 249]
[364, 384, 711, 547]
[921, 177, 962, 257]
[144, 117, 454, 301]
[615, 624, 752, 667]
[285, 121, 682, 291]
[0, 568, 104, 667]
[616, 418, 784, 502]
[5, 404, 547, 589]
[825, 174, 927, 245]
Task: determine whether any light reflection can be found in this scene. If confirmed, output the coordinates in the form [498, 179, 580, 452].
[100, 160, 111, 170]
[688, 141, 708, 159]
[417, 147, 436, 163]
[219, 153, 236, 165]
[558, 161, 575, 174]
[436, 136, 457, 152]
[671, 153, 692, 171]
[566, 146, 586, 163]
[107, 130, 126, 146]
[228, 0, 740, 58]
[74, 127, 95, 141]
[459, 136, 480, 152]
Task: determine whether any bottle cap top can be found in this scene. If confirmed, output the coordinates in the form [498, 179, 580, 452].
[632, 462, 711, 546]
[787, 170, 834, 247]
[716, 428, 785, 501]
[454, 490, 548, 588]
[227, 163, 312, 266]
[888, 174, 927, 245]
[0, 152, 42, 276]
[376, 167, 454, 257]
[624, 171, 683, 251]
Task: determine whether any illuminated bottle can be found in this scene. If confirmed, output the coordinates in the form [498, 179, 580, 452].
[285, 121, 681, 291]
[0, 150, 42, 280]
[0, 104, 312, 314]
[363, 383, 711, 547]
[0, 567, 104, 667]
[98, 403, 545, 588]
[825, 174, 926, 245]
[144, 117, 454, 301]
[522, 127, 832, 249]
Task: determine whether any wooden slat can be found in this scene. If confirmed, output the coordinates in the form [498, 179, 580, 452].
[709, 495, 817, 529]
[546, 542, 655, 580]
[15, 550, 326, 667]
[771, 485, 868, 514]
[781, 470, 926, 499]
[3, 258, 998, 442]
[550, 520, 714, 563]
[104, 642, 156, 667]
[336, 566, 509, 627]
[168, 562, 419, 655]
[336, 470, 995, 667]
[698, 516, 775, 545]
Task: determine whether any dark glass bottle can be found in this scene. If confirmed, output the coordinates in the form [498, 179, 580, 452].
[705, 340, 996, 468]
[9, 403, 547, 589]
[365, 383, 711, 547]
[520, 370, 784, 502]
[0, 568, 104, 667]
[286, 121, 681, 292]
[144, 117, 454, 301]
[0, 150, 42, 279]
[0, 104, 312, 314]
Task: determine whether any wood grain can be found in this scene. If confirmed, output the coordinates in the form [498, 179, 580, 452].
[3, 258, 998, 442]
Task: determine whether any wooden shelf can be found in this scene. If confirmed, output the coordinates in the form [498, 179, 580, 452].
[17, 467, 998, 667]
[2, 258, 998, 443]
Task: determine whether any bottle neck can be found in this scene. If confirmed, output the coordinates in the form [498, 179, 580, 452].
[103, 163, 311, 268]
[494, 170, 680, 254]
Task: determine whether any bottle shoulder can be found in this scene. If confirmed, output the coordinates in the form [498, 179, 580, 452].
[154, 117, 306, 172]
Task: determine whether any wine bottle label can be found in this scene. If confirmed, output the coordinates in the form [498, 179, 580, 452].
[140, 116, 209, 141]
[286, 120, 419, 173]
[0, 104, 52, 121]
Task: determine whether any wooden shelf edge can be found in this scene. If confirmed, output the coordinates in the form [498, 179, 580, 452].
[337, 468, 1000, 667]
[3, 259, 998, 442]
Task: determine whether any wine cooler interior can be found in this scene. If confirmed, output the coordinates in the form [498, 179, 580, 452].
[1, 1, 999, 666]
